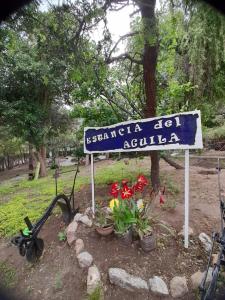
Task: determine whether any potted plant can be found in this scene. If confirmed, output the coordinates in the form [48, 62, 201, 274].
[94, 208, 114, 236]
[135, 217, 156, 252]
[111, 199, 136, 244]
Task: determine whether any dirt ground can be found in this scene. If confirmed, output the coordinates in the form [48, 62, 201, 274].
[1, 151, 225, 300]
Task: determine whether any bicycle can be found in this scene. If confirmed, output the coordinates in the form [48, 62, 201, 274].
[200, 160, 225, 300]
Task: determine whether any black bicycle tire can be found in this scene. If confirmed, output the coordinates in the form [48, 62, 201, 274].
[203, 266, 219, 300]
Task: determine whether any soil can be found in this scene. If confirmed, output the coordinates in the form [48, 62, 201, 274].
[0, 163, 28, 182]
[1, 151, 225, 300]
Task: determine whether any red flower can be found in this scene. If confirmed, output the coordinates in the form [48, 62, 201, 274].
[137, 175, 148, 186]
[159, 194, 165, 205]
[110, 182, 120, 197]
[133, 182, 144, 192]
[111, 182, 119, 189]
[121, 179, 129, 186]
[121, 185, 133, 199]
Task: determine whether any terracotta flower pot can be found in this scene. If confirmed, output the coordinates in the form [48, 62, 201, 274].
[140, 234, 156, 252]
[95, 224, 114, 236]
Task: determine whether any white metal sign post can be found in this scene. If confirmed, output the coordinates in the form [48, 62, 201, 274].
[184, 150, 190, 248]
[84, 110, 203, 248]
[91, 154, 95, 216]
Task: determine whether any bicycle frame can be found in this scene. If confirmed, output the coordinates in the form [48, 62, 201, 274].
[200, 159, 225, 299]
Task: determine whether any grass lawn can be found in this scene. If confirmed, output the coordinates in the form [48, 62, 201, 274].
[0, 158, 179, 237]
[0, 160, 148, 237]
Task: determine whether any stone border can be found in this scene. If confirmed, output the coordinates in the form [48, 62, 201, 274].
[66, 210, 214, 299]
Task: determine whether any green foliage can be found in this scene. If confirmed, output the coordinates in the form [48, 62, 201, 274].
[74, 145, 85, 159]
[135, 217, 152, 240]
[0, 127, 26, 157]
[0, 261, 17, 289]
[71, 100, 122, 128]
[160, 173, 180, 195]
[112, 200, 137, 234]
[94, 207, 112, 227]
[88, 285, 102, 300]
[204, 124, 225, 140]
[0, 160, 145, 237]
[54, 273, 63, 291]
[187, 2, 225, 102]
[156, 1, 225, 127]
[0, 2, 97, 153]
[57, 231, 66, 242]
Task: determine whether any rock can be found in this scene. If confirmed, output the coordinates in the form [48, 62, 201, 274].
[191, 268, 213, 289]
[98, 155, 106, 160]
[79, 215, 93, 227]
[199, 233, 212, 252]
[149, 276, 169, 296]
[212, 254, 219, 266]
[84, 207, 92, 216]
[74, 213, 83, 222]
[77, 251, 93, 268]
[178, 226, 194, 237]
[170, 276, 188, 298]
[66, 220, 78, 246]
[75, 239, 84, 256]
[191, 271, 203, 289]
[102, 206, 112, 214]
[87, 265, 101, 295]
[108, 268, 148, 291]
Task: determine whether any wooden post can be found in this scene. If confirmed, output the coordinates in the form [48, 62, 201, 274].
[34, 162, 40, 180]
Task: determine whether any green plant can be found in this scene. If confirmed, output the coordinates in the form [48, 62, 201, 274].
[161, 198, 177, 210]
[135, 217, 152, 240]
[0, 261, 17, 288]
[112, 200, 138, 234]
[0, 160, 146, 237]
[94, 208, 112, 227]
[88, 285, 102, 300]
[58, 231, 66, 241]
[55, 273, 63, 291]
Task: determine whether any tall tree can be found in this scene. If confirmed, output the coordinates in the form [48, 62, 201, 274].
[137, 0, 159, 190]
[0, 1, 105, 176]
[80, 0, 161, 190]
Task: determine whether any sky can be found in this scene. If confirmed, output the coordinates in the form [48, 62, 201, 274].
[92, 4, 136, 45]
[41, 0, 160, 53]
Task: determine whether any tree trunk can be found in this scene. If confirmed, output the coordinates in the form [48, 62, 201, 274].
[37, 145, 47, 177]
[139, 0, 159, 191]
[28, 143, 34, 180]
[0, 157, 4, 171]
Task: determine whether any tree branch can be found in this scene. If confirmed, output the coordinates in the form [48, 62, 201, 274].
[106, 52, 143, 64]
[107, 31, 140, 59]
[129, 8, 140, 17]
[115, 88, 143, 118]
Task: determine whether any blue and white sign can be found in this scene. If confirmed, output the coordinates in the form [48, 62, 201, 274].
[84, 110, 203, 154]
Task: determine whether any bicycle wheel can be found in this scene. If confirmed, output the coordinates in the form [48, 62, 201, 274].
[202, 266, 220, 300]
